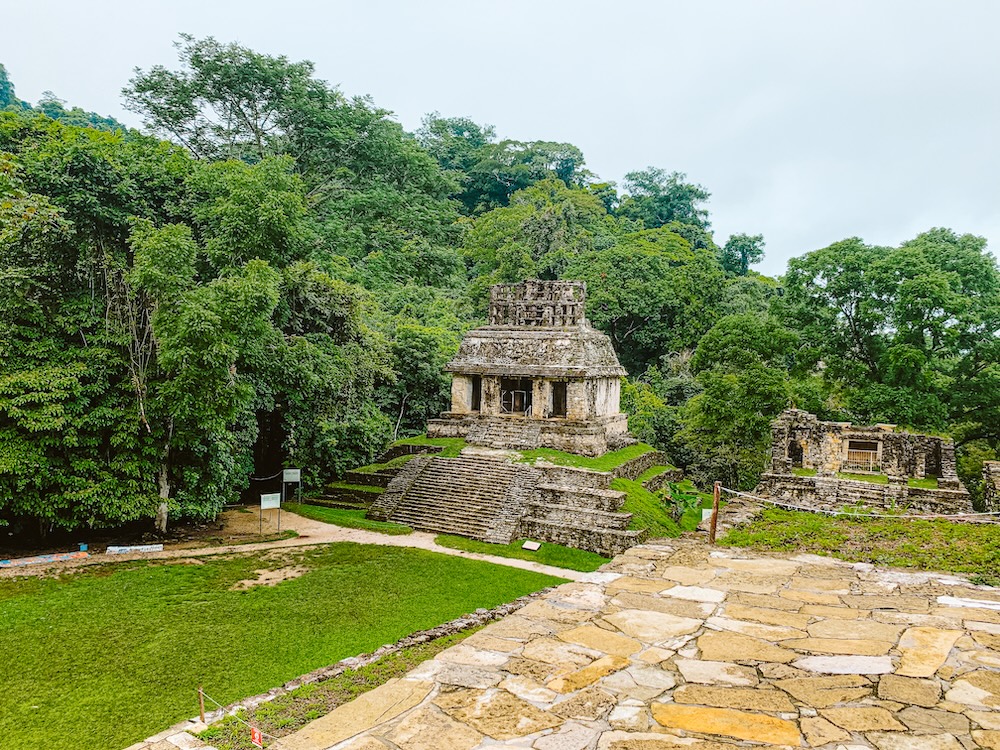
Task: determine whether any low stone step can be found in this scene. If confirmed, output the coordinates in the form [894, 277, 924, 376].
[535, 483, 626, 512]
[519, 517, 647, 558]
[526, 501, 632, 531]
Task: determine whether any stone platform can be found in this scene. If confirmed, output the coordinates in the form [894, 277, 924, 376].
[272, 540, 1000, 750]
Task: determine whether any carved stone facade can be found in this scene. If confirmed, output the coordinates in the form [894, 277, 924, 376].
[756, 409, 972, 514]
[984, 461, 1000, 513]
[427, 280, 631, 457]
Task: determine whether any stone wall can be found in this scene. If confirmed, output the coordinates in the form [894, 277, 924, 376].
[754, 472, 973, 515]
[488, 280, 587, 327]
[984, 461, 1000, 513]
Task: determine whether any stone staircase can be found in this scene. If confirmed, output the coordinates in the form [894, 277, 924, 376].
[466, 418, 542, 450]
[368, 456, 531, 539]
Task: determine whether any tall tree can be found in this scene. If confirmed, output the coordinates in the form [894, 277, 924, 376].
[618, 167, 711, 230]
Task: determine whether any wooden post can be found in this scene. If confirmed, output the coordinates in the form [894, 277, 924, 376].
[198, 685, 205, 724]
[709, 481, 721, 545]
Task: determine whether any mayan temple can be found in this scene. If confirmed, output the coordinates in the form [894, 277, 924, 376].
[367, 280, 660, 555]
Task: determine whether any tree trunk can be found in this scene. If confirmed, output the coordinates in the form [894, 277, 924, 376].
[155, 428, 172, 533]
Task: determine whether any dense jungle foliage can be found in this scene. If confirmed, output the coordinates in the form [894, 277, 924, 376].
[1, 39, 998, 534]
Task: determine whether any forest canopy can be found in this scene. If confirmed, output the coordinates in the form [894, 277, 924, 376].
[1, 37, 997, 534]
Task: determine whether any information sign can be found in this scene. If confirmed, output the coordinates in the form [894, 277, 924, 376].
[250, 726, 263, 747]
[260, 493, 281, 510]
[282, 468, 301, 482]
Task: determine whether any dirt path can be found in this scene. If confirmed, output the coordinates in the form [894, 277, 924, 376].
[0, 510, 586, 582]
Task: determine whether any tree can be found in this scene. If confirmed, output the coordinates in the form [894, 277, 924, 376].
[566, 228, 725, 373]
[721, 233, 765, 276]
[780, 229, 1000, 441]
[618, 167, 711, 230]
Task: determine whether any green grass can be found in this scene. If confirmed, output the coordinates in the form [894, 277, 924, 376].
[908, 476, 939, 489]
[350, 453, 419, 474]
[324, 481, 385, 495]
[791, 467, 817, 477]
[611, 476, 708, 538]
[0, 544, 564, 750]
[199, 629, 478, 749]
[434, 534, 609, 572]
[392, 435, 467, 458]
[635, 464, 679, 484]
[517, 443, 656, 471]
[284, 503, 412, 535]
[837, 471, 888, 484]
[721, 508, 1000, 581]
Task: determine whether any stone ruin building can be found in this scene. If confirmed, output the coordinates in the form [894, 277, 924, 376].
[755, 409, 972, 514]
[984, 461, 1000, 513]
[367, 280, 663, 556]
[425, 280, 630, 456]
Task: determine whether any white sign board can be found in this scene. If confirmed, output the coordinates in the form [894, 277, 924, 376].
[261, 493, 281, 510]
[107, 544, 164, 555]
[521, 540, 541, 551]
[282, 468, 301, 483]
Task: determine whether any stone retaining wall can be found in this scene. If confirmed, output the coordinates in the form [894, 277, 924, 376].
[985, 461, 1000, 512]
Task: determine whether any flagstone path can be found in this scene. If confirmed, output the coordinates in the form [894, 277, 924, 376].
[259, 539, 1000, 750]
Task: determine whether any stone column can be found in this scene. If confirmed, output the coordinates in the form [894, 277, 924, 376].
[939, 440, 961, 489]
[480, 376, 501, 416]
[531, 379, 546, 419]
[450, 375, 470, 413]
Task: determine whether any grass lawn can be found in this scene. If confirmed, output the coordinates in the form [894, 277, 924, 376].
[0, 544, 564, 750]
[635, 464, 678, 483]
[908, 476, 939, 489]
[392, 435, 467, 458]
[324, 481, 385, 495]
[284, 503, 412, 535]
[791, 467, 817, 477]
[721, 508, 1000, 586]
[517, 443, 656, 471]
[350, 453, 419, 474]
[434, 534, 609, 572]
[837, 471, 888, 484]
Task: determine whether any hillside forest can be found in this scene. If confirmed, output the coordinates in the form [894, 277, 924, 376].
[1, 37, 998, 535]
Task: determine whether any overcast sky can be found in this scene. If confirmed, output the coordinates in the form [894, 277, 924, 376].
[4, 0, 999, 275]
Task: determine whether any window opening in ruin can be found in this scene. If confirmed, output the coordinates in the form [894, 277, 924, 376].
[471, 375, 482, 412]
[551, 381, 567, 418]
[500, 378, 532, 416]
[787, 440, 803, 468]
[845, 440, 879, 472]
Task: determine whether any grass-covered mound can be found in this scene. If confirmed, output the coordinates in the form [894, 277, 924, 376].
[0, 544, 563, 750]
[721, 508, 1000, 586]
[517, 442, 657, 471]
[434, 534, 609, 571]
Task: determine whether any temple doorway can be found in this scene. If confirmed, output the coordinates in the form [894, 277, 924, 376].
[500, 378, 533, 415]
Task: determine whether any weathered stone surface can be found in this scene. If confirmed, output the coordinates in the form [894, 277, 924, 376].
[783, 637, 893, 655]
[968, 711, 1000, 730]
[435, 643, 510, 667]
[672, 685, 795, 712]
[866, 732, 963, 750]
[788, 575, 851, 593]
[896, 706, 969, 735]
[793, 655, 893, 674]
[800, 716, 850, 746]
[600, 665, 677, 700]
[897, 627, 963, 677]
[488, 615, 555, 639]
[607, 576, 675, 594]
[650, 703, 801, 745]
[660, 585, 726, 603]
[799, 604, 868, 620]
[711, 556, 801, 576]
[658, 565, 717, 586]
[944, 670, 1000, 707]
[780, 589, 842, 606]
[519, 600, 600, 624]
[697, 632, 797, 663]
[821, 706, 906, 731]
[877, 674, 940, 707]
[674, 659, 758, 687]
[773, 675, 871, 707]
[532, 721, 595, 750]
[501, 675, 558, 704]
[338, 737, 388, 750]
[841, 594, 931, 612]
[436, 663, 502, 688]
[608, 704, 649, 732]
[506, 657, 561, 682]
[806, 618, 903, 642]
[547, 655, 629, 693]
[610, 592, 715, 619]
[522, 638, 603, 668]
[433, 687, 562, 740]
[605, 609, 702, 642]
[551, 687, 615, 720]
[380, 706, 483, 750]
[735, 591, 802, 611]
[723, 603, 811, 629]
[705, 615, 806, 641]
[634, 646, 675, 665]
[596, 731, 729, 750]
[558, 625, 642, 656]
[276, 678, 433, 750]
[973, 730, 1000, 749]
[461, 632, 525, 652]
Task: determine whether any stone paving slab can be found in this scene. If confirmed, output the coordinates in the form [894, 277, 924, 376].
[271, 539, 1000, 749]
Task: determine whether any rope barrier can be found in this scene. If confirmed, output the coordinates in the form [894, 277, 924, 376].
[199, 689, 281, 740]
[721, 486, 1000, 520]
[248, 469, 283, 481]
